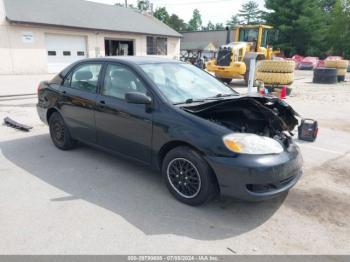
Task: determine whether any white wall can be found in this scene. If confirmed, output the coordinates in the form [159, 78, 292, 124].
[0, 0, 181, 75]
[0, 0, 5, 25]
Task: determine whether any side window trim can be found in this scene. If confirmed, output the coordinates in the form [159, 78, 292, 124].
[100, 62, 148, 101]
[61, 62, 104, 94]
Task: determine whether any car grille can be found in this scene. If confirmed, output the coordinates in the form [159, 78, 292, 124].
[246, 175, 296, 194]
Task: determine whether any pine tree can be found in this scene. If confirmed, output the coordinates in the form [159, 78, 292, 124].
[226, 15, 240, 28]
[326, 0, 350, 58]
[238, 1, 262, 24]
[154, 7, 170, 24]
[265, 0, 327, 56]
[187, 9, 202, 31]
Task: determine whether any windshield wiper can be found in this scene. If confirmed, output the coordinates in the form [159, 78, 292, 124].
[173, 98, 205, 105]
[205, 93, 239, 100]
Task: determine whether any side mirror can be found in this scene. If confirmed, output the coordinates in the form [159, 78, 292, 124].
[125, 92, 152, 104]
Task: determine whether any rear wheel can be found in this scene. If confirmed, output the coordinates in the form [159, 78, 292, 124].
[162, 146, 218, 206]
[49, 112, 76, 150]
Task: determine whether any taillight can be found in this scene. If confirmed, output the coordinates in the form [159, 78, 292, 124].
[37, 83, 43, 93]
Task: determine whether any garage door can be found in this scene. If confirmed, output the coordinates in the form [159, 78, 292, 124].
[45, 34, 87, 73]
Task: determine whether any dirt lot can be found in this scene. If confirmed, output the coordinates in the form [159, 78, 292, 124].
[0, 70, 349, 254]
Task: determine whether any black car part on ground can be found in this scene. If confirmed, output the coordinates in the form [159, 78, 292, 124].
[298, 119, 318, 142]
[3, 117, 33, 132]
[182, 96, 299, 146]
[313, 67, 337, 84]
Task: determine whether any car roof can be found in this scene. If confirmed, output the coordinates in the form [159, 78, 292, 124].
[78, 56, 182, 65]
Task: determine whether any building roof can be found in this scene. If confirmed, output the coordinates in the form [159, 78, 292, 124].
[181, 41, 217, 52]
[181, 30, 235, 50]
[3, 0, 181, 37]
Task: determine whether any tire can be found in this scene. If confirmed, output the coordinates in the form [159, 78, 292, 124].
[257, 60, 295, 73]
[336, 60, 349, 69]
[338, 75, 345, 82]
[337, 68, 347, 76]
[162, 146, 218, 206]
[49, 112, 76, 150]
[313, 67, 337, 84]
[325, 59, 349, 69]
[324, 60, 338, 68]
[219, 78, 232, 84]
[256, 72, 294, 85]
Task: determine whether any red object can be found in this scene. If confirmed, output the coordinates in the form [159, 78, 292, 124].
[259, 87, 265, 95]
[291, 55, 304, 68]
[317, 60, 325, 67]
[280, 86, 287, 99]
[298, 56, 319, 69]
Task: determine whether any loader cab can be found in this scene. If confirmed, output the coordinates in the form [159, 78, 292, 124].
[236, 25, 275, 50]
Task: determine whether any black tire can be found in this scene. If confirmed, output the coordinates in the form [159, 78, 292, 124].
[219, 78, 232, 84]
[49, 112, 76, 150]
[313, 67, 337, 84]
[338, 75, 345, 82]
[162, 146, 218, 206]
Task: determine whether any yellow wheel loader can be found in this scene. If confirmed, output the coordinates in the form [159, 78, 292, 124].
[207, 25, 280, 84]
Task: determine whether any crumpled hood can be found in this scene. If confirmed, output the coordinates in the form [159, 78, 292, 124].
[181, 95, 299, 135]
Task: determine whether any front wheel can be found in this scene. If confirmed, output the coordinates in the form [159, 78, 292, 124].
[162, 146, 218, 206]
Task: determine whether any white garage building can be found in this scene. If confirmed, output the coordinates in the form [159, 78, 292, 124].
[0, 0, 181, 74]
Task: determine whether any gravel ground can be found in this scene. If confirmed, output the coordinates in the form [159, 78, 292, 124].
[0, 70, 349, 254]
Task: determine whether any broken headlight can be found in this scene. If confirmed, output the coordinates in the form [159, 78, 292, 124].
[223, 133, 284, 155]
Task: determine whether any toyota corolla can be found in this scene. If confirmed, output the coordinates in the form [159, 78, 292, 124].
[37, 57, 303, 206]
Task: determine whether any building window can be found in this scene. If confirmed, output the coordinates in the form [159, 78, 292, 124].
[147, 36, 167, 55]
[77, 51, 85, 56]
[63, 51, 71, 56]
[48, 51, 56, 56]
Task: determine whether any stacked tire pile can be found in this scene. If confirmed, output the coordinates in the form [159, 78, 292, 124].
[313, 59, 348, 84]
[256, 60, 296, 95]
[324, 60, 349, 82]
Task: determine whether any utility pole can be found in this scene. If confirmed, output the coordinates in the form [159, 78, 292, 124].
[125, 0, 128, 7]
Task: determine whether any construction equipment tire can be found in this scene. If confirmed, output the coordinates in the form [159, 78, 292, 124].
[218, 78, 232, 84]
[256, 72, 294, 85]
[257, 60, 295, 73]
[313, 68, 337, 84]
[336, 60, 349, 69]
[325, 59, 349, 69]
[337, 68, 347, 76]
[338, 75, 345, 82]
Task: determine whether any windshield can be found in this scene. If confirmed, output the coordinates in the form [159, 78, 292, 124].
[239, 29, 259, 42]
[140, 63, 238, 104]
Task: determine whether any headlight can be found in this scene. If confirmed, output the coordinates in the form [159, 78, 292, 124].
[223, 133, 284, 155]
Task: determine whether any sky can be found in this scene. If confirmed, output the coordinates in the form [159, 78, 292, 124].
[87, 0, 266, 25]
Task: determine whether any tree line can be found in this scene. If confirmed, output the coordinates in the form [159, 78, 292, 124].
[116, 0, 350, 58]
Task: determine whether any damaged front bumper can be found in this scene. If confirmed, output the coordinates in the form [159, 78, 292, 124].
[205, 143, 303, 201]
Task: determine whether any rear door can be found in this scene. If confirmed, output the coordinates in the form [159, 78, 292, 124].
[95, 63, 153, 164]
[59, 62, 103, 143]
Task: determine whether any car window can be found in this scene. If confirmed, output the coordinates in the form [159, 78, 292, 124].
[64, 63, 102, 93]
[140, 63, 238, 104]
[102, 64, 147, 100]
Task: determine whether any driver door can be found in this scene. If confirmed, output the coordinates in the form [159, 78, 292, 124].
[95, 63, 153, 164]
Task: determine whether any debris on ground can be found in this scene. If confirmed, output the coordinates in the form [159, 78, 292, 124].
[3, 117, 33, 132]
